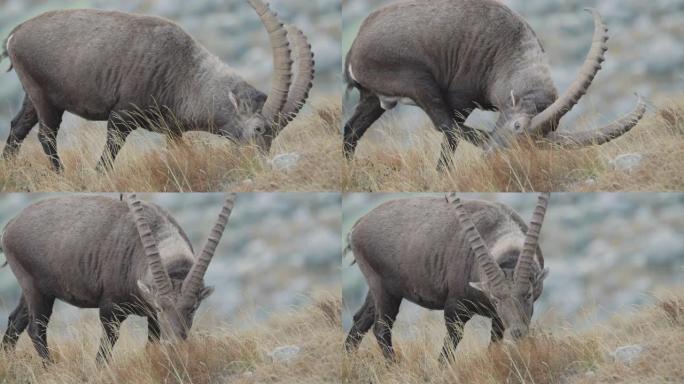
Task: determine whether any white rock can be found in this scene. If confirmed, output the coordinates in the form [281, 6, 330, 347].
[609, 153, 643, 172]
[268, 345, 301, 363]
[268, 153, 301, 172]
[609, 345, 643, 365]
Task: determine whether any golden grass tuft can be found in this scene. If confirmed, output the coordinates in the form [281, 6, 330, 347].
[343, 290, 684, 384]
[343, 96, 684, 192]
[0, 97, 342, 192]
[0, 292, 342, 384]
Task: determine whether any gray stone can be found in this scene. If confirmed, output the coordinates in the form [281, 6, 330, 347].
[609, 153, 643, 172]
[269, 153, 301, 172]
[609, 345, 644, 365]
[268, 345, 301, 363]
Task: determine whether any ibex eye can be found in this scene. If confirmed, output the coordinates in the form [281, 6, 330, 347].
[514, 122, 522, 131]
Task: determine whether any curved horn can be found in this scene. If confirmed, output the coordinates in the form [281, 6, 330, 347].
[182, 193, 237, 297]
[277, 25, 315, 128]
[126, 194, 174, 297]
[514, 193, 550, 293]
[248, 0, 292, 123]
[529, 9, 608, 136]
[543, 95, 646, 148]
[451, 196, 505, 289]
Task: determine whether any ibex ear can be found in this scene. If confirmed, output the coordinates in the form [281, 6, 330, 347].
[228, 92, 239, 111]
[446, 193, 458, 204]
[469, 281, 489, 293]
[537, 267, 550, 282]
[199, 286, 214, 301]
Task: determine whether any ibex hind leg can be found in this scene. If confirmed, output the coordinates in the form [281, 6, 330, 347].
[344, 291, 376, 352]
[371, 287, 402, 362]
[1, 294, 29, 351]
[343, 90, 385, 159]
[35, 104, 65, 172]
[2, 94, 38, 160]
[25, 292, 55, 363]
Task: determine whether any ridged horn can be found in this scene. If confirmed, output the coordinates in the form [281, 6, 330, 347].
[277, 25, 315, 128]
[451, 195, 505, 289]
[529, 9, 608, 136]
[514, 193, 550, 293]
[126, 194, 173, 297]
[248, 0, 292, 123]
[182, 193, 237, 297]
[543, 95, 646, 148]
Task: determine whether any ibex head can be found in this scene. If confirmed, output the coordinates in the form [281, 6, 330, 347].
[126, 193, 236, 341]
[486, 9, 646, 150]
[449, 193, 550, 341]
[235, 0, 315, 152]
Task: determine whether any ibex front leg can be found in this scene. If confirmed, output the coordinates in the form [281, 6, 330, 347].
[96, 304, 128, 365]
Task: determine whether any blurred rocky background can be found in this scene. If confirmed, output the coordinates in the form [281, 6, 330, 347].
[343, 193, 684, 330]
[343, 0, 684, 144]
[0, 0, 341, 134]
[0, 193, 341, 326]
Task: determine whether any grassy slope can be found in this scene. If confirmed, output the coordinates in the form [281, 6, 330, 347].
[0, 98, 341, 192]
[343, 290, 684, 384]
[342, 96, 684, 192]
[0, 293, 342, 384]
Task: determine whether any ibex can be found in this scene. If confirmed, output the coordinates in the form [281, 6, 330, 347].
[0, 0, 314, 172]
[345, 193, 550, 361]
[344, 0, 646, 168]
[0, 193, 236, 363]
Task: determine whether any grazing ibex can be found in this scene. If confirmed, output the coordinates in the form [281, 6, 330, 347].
[345, 193, 550, 361]
[0, 194, 236, 363]
[0, 0, 314, 172]
[344, 0, 646, 168]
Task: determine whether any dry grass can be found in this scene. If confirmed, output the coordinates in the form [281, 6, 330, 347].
[343, 290, 684, 384]
[0, 97, 342, 192]
[342, 96, 684, 192]
[0, 293, 342, 384]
